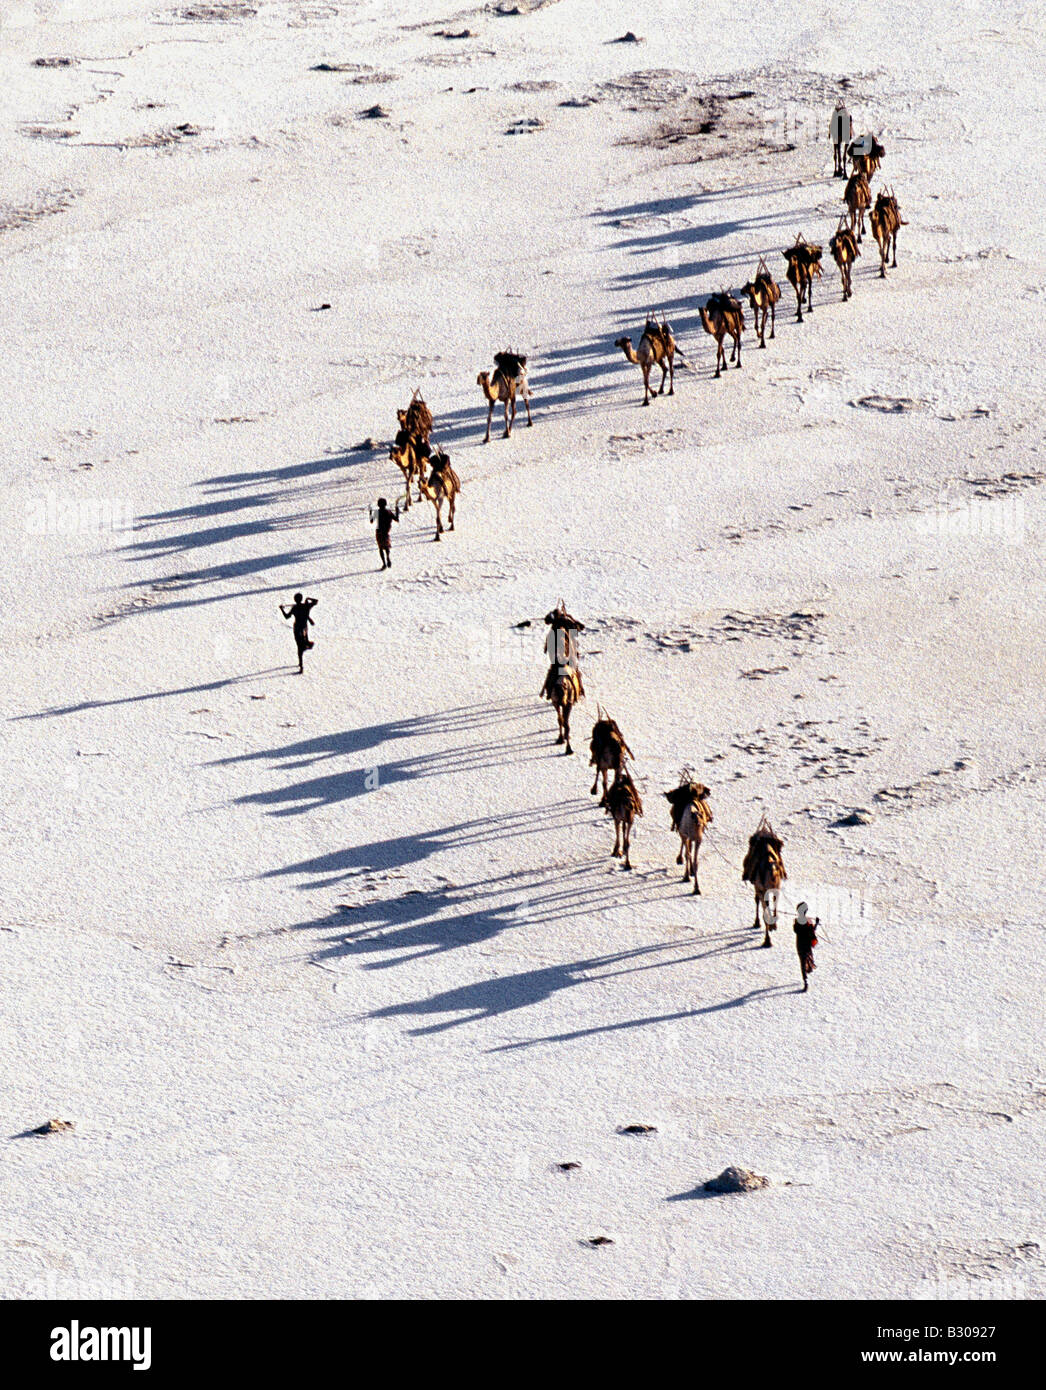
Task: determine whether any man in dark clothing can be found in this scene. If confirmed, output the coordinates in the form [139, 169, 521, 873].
[279, 592, 318, 673]
[371, 497, 399, 570]
[793, 901, 819, 991]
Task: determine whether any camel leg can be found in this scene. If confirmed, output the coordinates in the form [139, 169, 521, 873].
[682, 841, 692, 881]
[590, 769, 600, 796]
[433, 500, 443, 542]
[752, 888, 761, 931]
[447, 490, 455, 531]
[676, 835, 684, 866]
[641, 365, 651, 405]
[657, 360, 668, 396]
[714, 340, 723, 378]
[892, 233, 898, 268]
[667, 354, 674, 396]
[503, 396, 512, 438]
[483, 401, 494, 444]
[563, 706, 573, 756]
[554, 704, 565, 745]
[735, 331, 742, 368]
[622, 824, 632, 871]
[612, 822, 621, 858]
[523, 394, 532, 426]
[759, 307, 766, 348]
[692, 844, 701, 895]
[769, 302, 775, 339]
[795, 290, 803, 324]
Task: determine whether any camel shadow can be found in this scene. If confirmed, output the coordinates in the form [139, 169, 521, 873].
[295, 860, 694, 970]
[209, 698, 548, 815]
[362, 930, 756, 1036]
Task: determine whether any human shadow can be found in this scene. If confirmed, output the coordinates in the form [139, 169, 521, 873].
[11, 668, 287, 720]
[492, 981, 796, 1050]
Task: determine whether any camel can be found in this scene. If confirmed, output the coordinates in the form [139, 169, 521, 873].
[544, 666, 582, 754]
[541, 602, 584, 754]
[843, 170, 871, 242]
[389, 423, 430, 510]
[416, 448, 459, 540]
[741, 817, 787, 947]
[740, 260, 781, 348]
[847, 134, 885, 180]
[870, 188, 904, 277]
[589, 708, 633, 799]
[604, 769, 643, 870]
[782, 235, 823, 323]
[829, 220, 860, 301]
[663, 776, 713, 895]
[614, 316, 676, 405]
[698, 292, 744, 378]
[477, 350, 532, 442]
[389, 393, 433, 509]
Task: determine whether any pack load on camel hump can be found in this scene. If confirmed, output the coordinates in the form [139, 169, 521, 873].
[404, 389, 432, 441]
[742, 815, 787, 885]
[664, 779, 713, 833]
[541, 600, 585, 700]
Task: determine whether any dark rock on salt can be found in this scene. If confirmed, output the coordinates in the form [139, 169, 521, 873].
[702, 1165, 770, 1194]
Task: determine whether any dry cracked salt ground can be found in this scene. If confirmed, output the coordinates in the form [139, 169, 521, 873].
[0, 0, 1043, 1299]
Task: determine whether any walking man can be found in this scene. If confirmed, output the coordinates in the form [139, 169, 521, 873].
[280, 592, 318, 674]
[793, 901, 820, 991]
[370, 497, 399, 570]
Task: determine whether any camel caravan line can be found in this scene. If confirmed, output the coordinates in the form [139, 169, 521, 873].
[376, 111, 903, 524]
[536, 601, 811, 970]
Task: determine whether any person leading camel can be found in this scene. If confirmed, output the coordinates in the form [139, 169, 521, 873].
[793, 901, 819, 992]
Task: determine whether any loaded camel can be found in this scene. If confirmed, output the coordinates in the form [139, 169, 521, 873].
[829, 219, 860, 301]
[847, 134, 885, 180]
[540, 602, 584, 755]
[417, 447, 460, 540]
[698, 292, 744, 378]
[664, 775, 713, 895]
[782, 235, 823, 323]
[741, 817, 787, 947]
[604, 769, 643, 870]
[614, 316, 676, 405]
[477, 350, 532, 442]
[740, 259, 781, 348]
[589, 709, 633, 799]
[389, 391, 434, 509]
[870, 188, 905, 277]
[843, 170, 872, 242]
